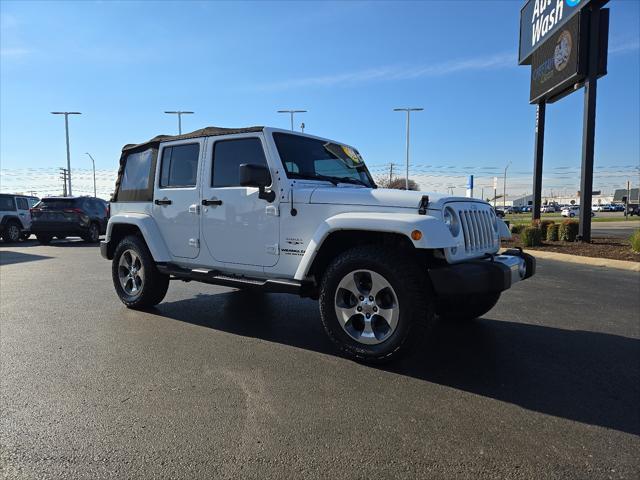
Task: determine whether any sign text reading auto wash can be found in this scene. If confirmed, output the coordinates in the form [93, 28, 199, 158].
[519, 0, 589, 64]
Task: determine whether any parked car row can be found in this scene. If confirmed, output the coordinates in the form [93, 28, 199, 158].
[0, 194, 109, 244]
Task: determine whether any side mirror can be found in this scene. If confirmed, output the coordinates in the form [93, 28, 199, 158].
[239, 163, 275, 202]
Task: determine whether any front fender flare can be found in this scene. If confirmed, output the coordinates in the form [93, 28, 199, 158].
[293, 212, 456, 281]
[106, 213, 171, 262]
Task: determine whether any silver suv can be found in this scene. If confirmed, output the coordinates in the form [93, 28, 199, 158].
[0, 194, 39, 242]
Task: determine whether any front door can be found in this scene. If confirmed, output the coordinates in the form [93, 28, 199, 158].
[201, 135, 279, 267]
[153, 139, 203, 259]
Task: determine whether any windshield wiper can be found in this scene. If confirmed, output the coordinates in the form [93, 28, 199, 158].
[333, 177, 370, 187]
[291, 173, 339, 185]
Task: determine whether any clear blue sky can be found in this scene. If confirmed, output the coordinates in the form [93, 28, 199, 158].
[1, 0, 638, 197]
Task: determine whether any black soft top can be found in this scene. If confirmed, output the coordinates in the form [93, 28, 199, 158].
[113, 126, 264, 202]
[122, 126, 264, 153]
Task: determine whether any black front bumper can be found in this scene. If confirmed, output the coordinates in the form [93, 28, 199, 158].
[428, 250, 535, 297]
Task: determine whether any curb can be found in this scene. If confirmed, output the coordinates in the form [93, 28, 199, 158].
[518, 249, 640, 272]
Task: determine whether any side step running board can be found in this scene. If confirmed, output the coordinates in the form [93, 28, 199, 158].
[156, 263, 304, 295]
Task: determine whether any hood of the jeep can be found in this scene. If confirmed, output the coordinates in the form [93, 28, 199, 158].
[308, 186, 482, 210]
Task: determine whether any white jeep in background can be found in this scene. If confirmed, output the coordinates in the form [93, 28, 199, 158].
[101, 126, 535, 362]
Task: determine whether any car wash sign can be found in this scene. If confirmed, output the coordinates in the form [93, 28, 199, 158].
[519, 0, 592, 65]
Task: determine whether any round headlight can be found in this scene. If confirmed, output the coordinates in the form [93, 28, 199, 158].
[443, 206, 460, 237]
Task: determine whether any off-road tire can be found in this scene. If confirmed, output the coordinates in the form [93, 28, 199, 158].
[112, 235, 169, 309]
[319, 244, 433, 363]
[437, 292, 501, 322]
[36, 234, 52, 245]
[83, 223, 100, 243]
[2, 221, 21, 243]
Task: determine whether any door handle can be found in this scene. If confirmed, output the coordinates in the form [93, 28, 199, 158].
[154, 199, 172, 205]
[202, 198, 223, 206]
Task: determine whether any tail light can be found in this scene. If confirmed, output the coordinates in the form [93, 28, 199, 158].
[105, 204, 110, 218]
[30, 207, 41, 214]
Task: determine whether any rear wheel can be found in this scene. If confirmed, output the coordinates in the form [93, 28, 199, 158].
[36, 234, 52, 245]
[319, 245, 432, 363]
[437, 293, 501, 322]
[2, 222, 21, 243]
[83, 223, 100, 243]
[112, 235, 169, 309]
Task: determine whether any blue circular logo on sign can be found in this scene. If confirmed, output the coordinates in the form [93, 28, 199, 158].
[566, 0, 581, 6]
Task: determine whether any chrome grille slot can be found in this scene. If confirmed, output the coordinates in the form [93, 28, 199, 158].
[452, 204, 497, 254]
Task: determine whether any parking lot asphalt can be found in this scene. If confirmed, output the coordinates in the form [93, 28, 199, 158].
[591, 221, 640, 239]
[1, 239, 639, 479]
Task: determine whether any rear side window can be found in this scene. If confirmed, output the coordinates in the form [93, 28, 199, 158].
[16, 198, 29, 210]
[37, 199, 77, 210]
[160, 143, 200, 188]
[212, 138, 269, 187]
[0, 196, 16, 211]
[121, 149, 154, 192]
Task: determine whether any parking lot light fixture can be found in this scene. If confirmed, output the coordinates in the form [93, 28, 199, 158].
[393, 107, 423, 190]
[164, 111, 194, 135]
[51, 111, 82, 196]
[85, 153, 97, 197]
[277, 110, 307, 131]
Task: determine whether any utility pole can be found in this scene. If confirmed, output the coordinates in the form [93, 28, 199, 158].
[503, 161, 512, 211]
[277, 110, 307, 131]
[85, 152, 97, 197]
[388, 162, 396, 186]
[51, 111, 81, 196]
[393, 107, 423, 190]
[59, 168, 68, 196]
[164, 111, 194, 135]
[300, 122, 305, 133]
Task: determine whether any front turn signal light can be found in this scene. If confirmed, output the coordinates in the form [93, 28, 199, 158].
[411, 230, 423, 241]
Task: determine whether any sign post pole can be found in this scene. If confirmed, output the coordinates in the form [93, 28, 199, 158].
[578, 5, 601, 243]
[532, 101, 545, 221]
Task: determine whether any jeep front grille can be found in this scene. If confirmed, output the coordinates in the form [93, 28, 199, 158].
[457, 207, 496, 253]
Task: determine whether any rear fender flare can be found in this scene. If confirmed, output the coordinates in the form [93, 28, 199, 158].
[106, 213, 171, 262]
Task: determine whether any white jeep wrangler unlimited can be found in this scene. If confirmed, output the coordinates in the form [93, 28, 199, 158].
[101, 126, 535, 362]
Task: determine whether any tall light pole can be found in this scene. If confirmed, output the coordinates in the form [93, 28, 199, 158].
[85, 152, 97, 198]
[51, 111, 81, 196]
[277, 110, 307, 131]
[503, 161, 512, 211]
[393, 107, 423, 190]
[164, 111, 194, 135]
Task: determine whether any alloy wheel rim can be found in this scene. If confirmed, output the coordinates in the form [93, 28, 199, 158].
[334, 269, 399, 345]
[118, 249, 144, 297]
[8, 225, 20, 241]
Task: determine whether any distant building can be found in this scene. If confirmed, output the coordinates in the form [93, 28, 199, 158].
[613, 188, 639, 206]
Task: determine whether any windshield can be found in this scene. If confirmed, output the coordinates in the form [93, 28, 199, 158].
[273, 132, 376, 188]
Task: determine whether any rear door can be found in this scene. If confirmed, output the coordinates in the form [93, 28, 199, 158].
[152, 139, 204, 259]
[15, 197, 31, 229]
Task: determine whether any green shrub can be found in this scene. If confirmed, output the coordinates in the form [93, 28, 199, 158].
[630, 229, 640, 253]
[539, 220, 555, 238]
[511, 223, 525, 234]
[520, 226, 543, 247]
[546, 223, 560, 241]
[559, 220, 579, 242]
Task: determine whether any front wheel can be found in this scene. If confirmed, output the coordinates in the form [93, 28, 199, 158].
[437, 293, 501, 322]
[319, 245, 432, 363]
[112, 235, 169, 309]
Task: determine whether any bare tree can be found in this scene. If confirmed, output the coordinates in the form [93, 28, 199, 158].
[377, 177, 420, 191]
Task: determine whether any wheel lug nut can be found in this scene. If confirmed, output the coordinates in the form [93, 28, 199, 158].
[369, 296, 374, 301]
[359, 296, 364, 301]
[365, 313, 371, 318]
[357, 306, 362, 312]
[373, 307, 378, 312]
